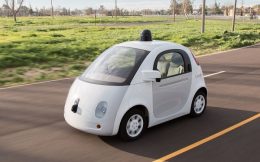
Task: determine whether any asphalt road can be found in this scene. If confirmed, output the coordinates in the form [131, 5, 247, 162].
[0, 45, 259, 162]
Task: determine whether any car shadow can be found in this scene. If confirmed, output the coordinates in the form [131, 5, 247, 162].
[100, 106, 256, 159]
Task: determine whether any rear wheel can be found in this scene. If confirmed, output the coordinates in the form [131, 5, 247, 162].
[190, 91, 207, 117]
[119, 109, 147, 141]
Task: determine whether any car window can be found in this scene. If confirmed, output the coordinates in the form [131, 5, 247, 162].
[81, 46, 149, 84]
[156, 52, 185, 79]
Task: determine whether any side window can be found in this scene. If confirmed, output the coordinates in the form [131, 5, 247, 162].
[167, 52, 185, 77]
[156, 52, 185, 79]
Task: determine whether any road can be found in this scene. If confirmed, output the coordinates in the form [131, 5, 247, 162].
[0, 45, 259, 162]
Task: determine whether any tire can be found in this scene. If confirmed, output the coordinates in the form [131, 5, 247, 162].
[118, 109, 148, 141]
[190, 91, 207, 117]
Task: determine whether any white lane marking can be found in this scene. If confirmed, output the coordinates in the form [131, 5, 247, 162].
[197, 43, 259, 58]
[204, 71, 226, 78]
[0, 77, 75, 90]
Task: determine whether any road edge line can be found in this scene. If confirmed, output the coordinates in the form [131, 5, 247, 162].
[197, 43, 259, 58]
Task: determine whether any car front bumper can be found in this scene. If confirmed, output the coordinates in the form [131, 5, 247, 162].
[64, 110, 116, 136]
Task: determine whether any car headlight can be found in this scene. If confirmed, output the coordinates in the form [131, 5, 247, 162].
[95, 101, 107, 118]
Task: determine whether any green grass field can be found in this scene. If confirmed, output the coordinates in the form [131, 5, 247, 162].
[0, 16, 259, 87]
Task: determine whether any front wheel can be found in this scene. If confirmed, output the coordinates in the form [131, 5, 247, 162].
[118, 109, 147, 141]
[190, 91, 207, 117]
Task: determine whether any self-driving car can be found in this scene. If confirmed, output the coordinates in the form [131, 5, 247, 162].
[64, 30, 207, 140]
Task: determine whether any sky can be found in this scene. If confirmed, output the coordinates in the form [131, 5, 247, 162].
[1, 0, 259, 10]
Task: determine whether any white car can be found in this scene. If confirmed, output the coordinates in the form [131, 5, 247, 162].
[64, 30, 207, 140]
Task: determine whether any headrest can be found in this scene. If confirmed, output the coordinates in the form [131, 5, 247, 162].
[172, 54, 183, 66]
[159, 56, 166, 62]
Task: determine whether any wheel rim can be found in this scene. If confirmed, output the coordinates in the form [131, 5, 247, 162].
[194, 95, 205, 114]
[126, 114, 144, 138]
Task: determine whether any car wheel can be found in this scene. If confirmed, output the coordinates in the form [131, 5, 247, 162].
[190, 91, 207, 117]
[119, 109, 147, 141]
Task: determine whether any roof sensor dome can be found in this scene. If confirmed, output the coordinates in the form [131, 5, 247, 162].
[140, 29, 152, 41]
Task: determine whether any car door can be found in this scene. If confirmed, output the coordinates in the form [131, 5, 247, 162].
[152, 50, 192, 118]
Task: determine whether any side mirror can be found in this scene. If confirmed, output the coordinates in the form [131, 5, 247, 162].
[142, 70, 161, 82]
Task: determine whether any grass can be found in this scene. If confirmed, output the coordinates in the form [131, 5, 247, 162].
[0, 16, 259, 87]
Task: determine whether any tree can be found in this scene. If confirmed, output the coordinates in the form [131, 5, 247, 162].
[182, 0, 193, 19]
[18, 5, 30, 16]
[85, 7, 93, 15]
[170, 0, 182, 17]
[252, 4, 260, 15]
[28, 5, 33, 16]
[1, 4, 11, 16]
[212, 1, 222, 14]
[170, 0, 177, 22]
[4, 0, 24, 22]
[98, 5, 107, 15]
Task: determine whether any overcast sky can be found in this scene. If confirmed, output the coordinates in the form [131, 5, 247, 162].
[1, 0, 258, 10]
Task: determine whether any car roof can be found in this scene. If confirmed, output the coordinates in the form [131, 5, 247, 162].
[116, 40, 185, 52]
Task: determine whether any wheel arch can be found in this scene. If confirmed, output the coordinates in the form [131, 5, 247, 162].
[113, 104, 150, 135]
[197, 87, 207, 96]
[190, 86, 207, 116]
[122, 105, 149, 126]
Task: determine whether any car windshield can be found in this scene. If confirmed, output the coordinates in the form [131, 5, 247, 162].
[81, 46, 149, 85]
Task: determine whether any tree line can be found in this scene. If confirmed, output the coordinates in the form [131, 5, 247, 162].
[0, 2, 193, 19]
[0, 0, 259, 23]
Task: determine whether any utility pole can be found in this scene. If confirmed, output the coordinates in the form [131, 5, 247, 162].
[51, 0, 54, 18]
[241, 0, 244, 15]
[232, 0, 237, 31]
[115, 0, 117, 22]
[201, 0, 206, 33]
[214, 0, 216, 14]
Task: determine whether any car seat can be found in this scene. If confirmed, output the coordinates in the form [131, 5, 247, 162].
[157, 56, 170, 78]
[167, 54, 184, 77]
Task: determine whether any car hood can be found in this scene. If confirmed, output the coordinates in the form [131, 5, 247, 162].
[64, 78, 128, 118]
